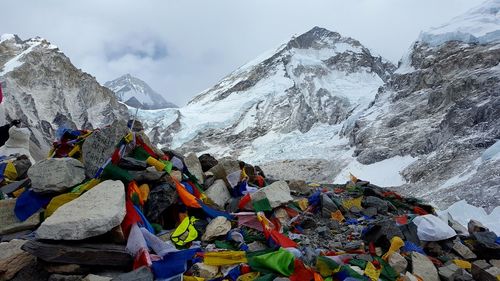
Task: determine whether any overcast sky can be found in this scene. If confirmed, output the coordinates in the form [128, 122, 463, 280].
[1, 0, 484, 106]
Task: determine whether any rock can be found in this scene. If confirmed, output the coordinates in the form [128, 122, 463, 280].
[130, 167, 165, 182]
[0, 199, 40, 235]
[361, 207, 377, 217]
[402, 272, 419, 281]
[10, 258, 50, 281]
[208, 158, 240, 187]
[438, 263, 461, 281]
[112, 266, 153, 281]
[288, 180, 311, 195]
[48, 274, 84, 281]
[199, 154, 218, 172]
[192, 263, 219, 279]
[170, 170, 182, 182]
[472, 261, 497, 281]
[247, 241, 267, 252]
[453, 241, 477, 259]
[82, 274, 112, 281]
[0, 239, 35, 281]
[45, 264, 85, 274]
[36, 180, 126, 240]
[490, 260, 500, 268]
[28, 158, 85, 194]
[321, 194, 338, 218]
[12, 157, 31, 177]
[82, 121, 129, 178]
[22, 240, 132, 267]
[145, 183, 178, 222]
[468, 219, 488, 234]
[486, 267, 500, 277]
[0, 178, 30, 195]
[184, 153, 204, 184]
[118, 157, 147, 171]
[250, 181, 293, 208]
[388, 252, 408, 274]
[205, 179, 231, 209]
[363, 196, 389, 213]
[202, 216, 232, 241]
[411, 252, 440, 281]
[0, 127, 35, 164]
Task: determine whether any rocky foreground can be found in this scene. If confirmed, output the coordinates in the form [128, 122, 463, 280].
[1, 121, 499, 281]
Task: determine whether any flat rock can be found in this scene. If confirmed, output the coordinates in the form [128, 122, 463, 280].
[205, 179, 231, 209]
[111, 266, 153, 281]
[184, 152, 204, 184]
[22, 240, 132, 267]
[0, 239, 35, 281]
[28, 158, 85, 194]
[389, 252, 408, 274]
[250, 181, 293, 208]
[411, 252, 439, 281]
[208, 158, 240, 187]
[130, 167, 165, 182]
[453, 241, 477, 259]
[438, 263, 461, 281]
[82, 121, 129, 178]
[48, 274, 84, 281]
[0, 199, 40, 235]
[83, 274, 111, 281]
[36, 180, 126, 240]
[288, 180, 311, 195]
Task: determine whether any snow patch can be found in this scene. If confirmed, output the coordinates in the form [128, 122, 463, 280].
[334, 155, 418, 187]
[0, 40, 41, 76]
[0, 33, 15, 43]
[482, 139, 500, 161]
[437, 199, 500, 236]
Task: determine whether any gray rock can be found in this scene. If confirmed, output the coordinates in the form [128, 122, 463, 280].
[361, 207, 378, 217]
[363, 196, 389, 213]
[48, 275, 84, 281]
[411, 252, 439, 281]
[82, 121, 129, 178]
[112, 266, 153, 281]
[202, 216, 232, 242]
[438, 263, 461, 281]
[130, 167, 165, 182]
[288, 180, 311, 195]
[247, 241, 267, 252]
[184, 152, 204, 184]
[145, 183, 178, 222]
[0, 239, 35, 281]
[83, 275, 112, 281]
[321, 194, 338, 218]
[36, 180, 126, 240]
[389, 252, 408, 274]
[250, 181, 293, 208]
[28, 158, 85, 194]
[453, 241, 477, 259]
[208, 158, 240, 187]
[0, 199, 40, 235]
[198, 154, 218, 172]
[118, 157, 147, 171]
[205, 179, 231, 209]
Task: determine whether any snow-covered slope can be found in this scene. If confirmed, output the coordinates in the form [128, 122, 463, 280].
[419, 0, 500, 46]
[105, 74, 177, 110]
[140, 27, 395, 163]
[0, 34, 129, 159]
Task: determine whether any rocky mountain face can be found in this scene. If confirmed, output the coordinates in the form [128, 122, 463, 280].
[0, 34, 129, 159]
[140, 26, 395, 157]
[348, 1, 500, 208]
[138, 1, 500, 209]
[105, 74, 178, 110]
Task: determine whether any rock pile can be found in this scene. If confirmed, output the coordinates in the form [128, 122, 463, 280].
[0, 123, 499, 281]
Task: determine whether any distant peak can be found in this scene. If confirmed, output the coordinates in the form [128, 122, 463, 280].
[287, 26, 360, 49]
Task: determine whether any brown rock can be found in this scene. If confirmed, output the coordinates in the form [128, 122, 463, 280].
[0, 239, 35, 281]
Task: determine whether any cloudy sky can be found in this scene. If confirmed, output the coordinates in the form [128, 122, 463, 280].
[1, 0, 484, 106]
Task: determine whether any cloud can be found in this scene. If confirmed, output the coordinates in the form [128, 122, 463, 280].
[0, 0, 486, 106]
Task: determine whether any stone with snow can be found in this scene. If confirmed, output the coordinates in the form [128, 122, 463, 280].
[250, 180, 293, 208]
[36, 180, 126, 240]
[0, 239, 35, 281]
[205, 179, 231, 209]
[411, 252, 440, 281]
[184, 152, 204, 184]
[28, 158, 85, 194]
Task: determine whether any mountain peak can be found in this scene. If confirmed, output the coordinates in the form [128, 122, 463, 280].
[104, 74, 178, 110]
[287, 26, 362, 50]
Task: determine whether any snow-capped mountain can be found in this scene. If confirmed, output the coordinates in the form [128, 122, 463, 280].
[0, 34, 129, 159]
[344, 0, 500, 208]
[138, 1, 500, 209]
[105, 74, 177, 110]
[139, 26, 395, 160]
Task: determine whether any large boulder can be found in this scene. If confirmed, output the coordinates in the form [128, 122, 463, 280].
[82, 121, 129, 178]
[250, 181, 293, 208]
[28, 158, 85, 194]
[184, 152, 204, 184]
[411, 252, 439, 281]
[208, 158, 239, 187]
[145, 183, 178, 222]
[36, 180, 126, 240]
[205, 179, 231, 209]
[198, 154, 218, 172]
[0, 239, 35, 281]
